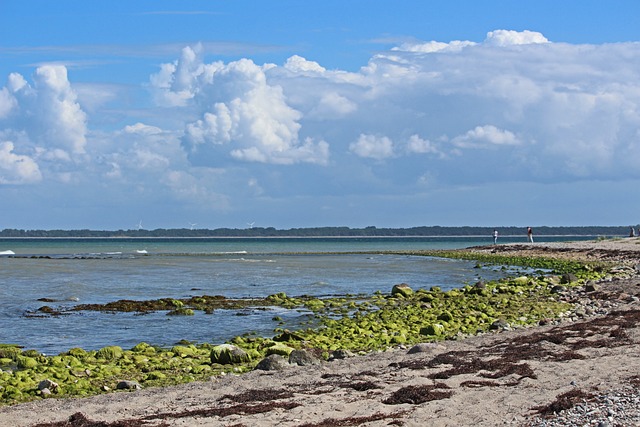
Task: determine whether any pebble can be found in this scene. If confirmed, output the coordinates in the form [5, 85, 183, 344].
[524, 386, 640, 427]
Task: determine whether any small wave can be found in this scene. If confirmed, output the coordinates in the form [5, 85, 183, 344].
[309, 281, 330, 286]
[0, 250, 15, 255]
[136, 250, 148, 254]
[238, 258, 276, 263]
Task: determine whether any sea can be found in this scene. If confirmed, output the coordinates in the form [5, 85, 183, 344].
[0, 236, 596, 355]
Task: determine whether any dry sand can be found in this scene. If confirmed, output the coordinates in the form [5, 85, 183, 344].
[1, 238, 640, 427]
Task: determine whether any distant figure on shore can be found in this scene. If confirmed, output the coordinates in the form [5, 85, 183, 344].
[527, 227, 534, 243]
[630, 227, 636, 238]
[493, 229, 498, 244]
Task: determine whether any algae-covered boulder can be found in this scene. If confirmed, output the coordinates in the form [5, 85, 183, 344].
[96, 346, 124, 360]
[210, 344, 251, 365]
[513, 276, 531, 286]
[131, 342, 155, 353]
[0, 345, 21, 361]
[265, 343, 294, 357]
[266, 292, 287, 303]
[16, 356, 38, 369]
[391, 283, 414, 298]
[420, 323, 445, 337]
[171, 345, 198, 357]
[66, 348, 88, 358]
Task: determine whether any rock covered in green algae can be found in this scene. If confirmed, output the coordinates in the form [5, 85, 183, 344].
[420, 323, 445, 337]
[210, 344, 251, 365]
[391, 283, 414, 298]
[265, 343, 295, 357]
[95, 346, 123, 360]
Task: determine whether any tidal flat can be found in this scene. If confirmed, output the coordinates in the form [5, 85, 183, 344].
[0, 248, 612, 406]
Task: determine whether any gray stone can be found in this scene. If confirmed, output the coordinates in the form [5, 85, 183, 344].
[38, 379, 58, 391]
[288, 349, 321, 366]
[329, 349, 356, 360]
[116, 380, 142, 390]
[255, 354, 290, 371]
[407, 343, 445, 354]
[584, 281, 598, 292]
[490, 319, 510, 330]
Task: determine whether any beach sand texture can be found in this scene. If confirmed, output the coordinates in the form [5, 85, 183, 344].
[1, 238, 639, 427]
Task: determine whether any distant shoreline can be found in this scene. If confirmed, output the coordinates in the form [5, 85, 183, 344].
[0, 234, 615, 239]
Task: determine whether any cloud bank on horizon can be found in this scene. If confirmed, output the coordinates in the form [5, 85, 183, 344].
[1, 28, 640, 229]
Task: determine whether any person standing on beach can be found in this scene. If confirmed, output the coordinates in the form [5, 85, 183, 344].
[493, 229, 498, 244]
[527, 227, 534, 243]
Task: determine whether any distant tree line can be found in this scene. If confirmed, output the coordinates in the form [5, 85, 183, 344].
[0, 225, 635, 238]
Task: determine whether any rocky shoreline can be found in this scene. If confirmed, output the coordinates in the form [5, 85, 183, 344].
[1, 238, 639, 426]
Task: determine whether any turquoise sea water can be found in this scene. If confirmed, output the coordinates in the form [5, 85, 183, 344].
[0, 236, 595, 354]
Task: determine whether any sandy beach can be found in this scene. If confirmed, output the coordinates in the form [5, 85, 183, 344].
[1, 238, 639, 427]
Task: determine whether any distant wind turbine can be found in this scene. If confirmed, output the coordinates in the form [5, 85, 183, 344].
[247, 222, 255, 229]
[137, 220, 144, 230]
[189, 222, 197, 230]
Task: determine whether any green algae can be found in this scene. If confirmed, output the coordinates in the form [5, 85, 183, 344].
[0, 251, 614, 406]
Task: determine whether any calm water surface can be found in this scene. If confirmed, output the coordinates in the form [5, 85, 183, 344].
[0, 236, 594, 354]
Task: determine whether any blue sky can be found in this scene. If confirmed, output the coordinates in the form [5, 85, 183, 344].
[1, 1, 640, 230]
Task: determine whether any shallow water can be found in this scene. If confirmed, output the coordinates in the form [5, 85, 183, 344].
[0, 236, 594, 354]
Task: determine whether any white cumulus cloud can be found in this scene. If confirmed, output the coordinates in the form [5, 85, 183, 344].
[0, 141, 42, 184]
[284, 55, 326, 74]
[406, 134, 441, 155]
[157, 54, 331, 165]
[452, 125, 520, 148]
[484, 29, 549, 46]
[349, 134, 395, 160]
[1, 65, 88, 156]
[3, 28, 640, 227]
[124, 123, 164, 135]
